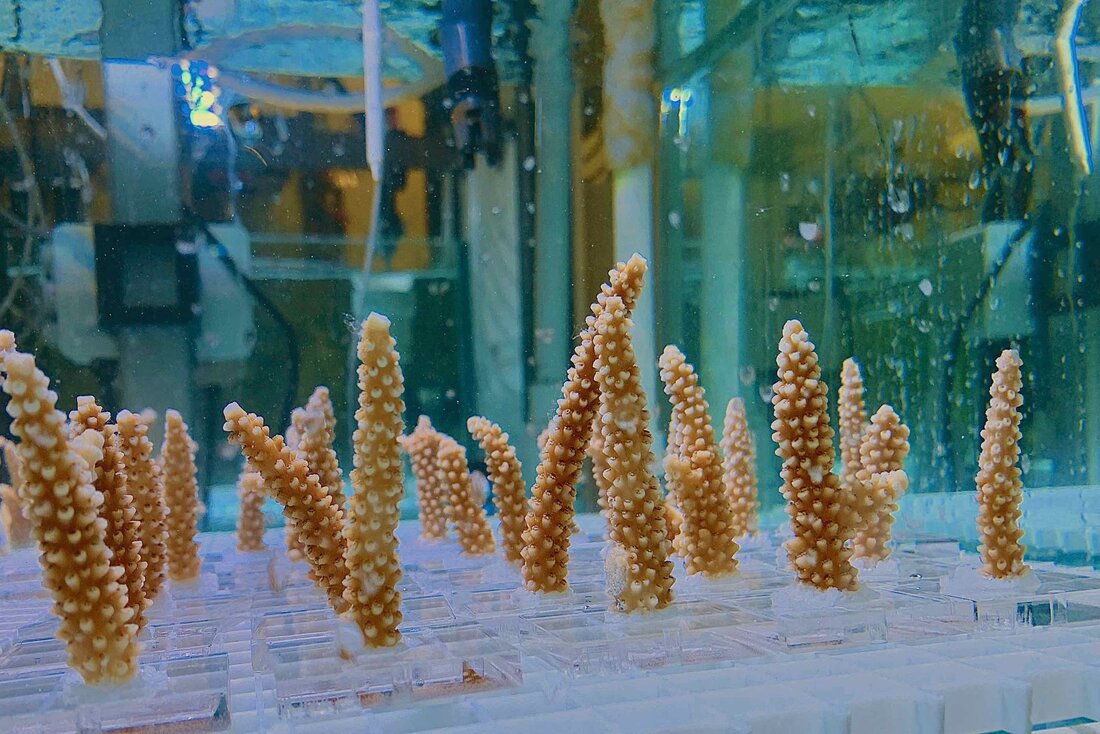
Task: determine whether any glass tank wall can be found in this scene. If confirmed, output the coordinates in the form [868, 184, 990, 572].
[0, 0, 1097, 540]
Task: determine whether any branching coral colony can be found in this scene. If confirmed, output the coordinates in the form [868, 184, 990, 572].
[851, 405, 911, 562]
[1, 434, 33, 548]
[720, 398, 759, 537]
[468, 416, 528, 563]
[594, 295, 675, 611]
[659, 345, 739, 576]
[0, 331, 140, 683]
[401, 416, 449, 540]
[117, 410, 170, 602]
[343, 313, 406, 646]
[522, 254, 648, 593]
[162, 410, 203, 582]
[976, 349, 1028, 579]
[69, 397, 149, 633]
[772, 320, 859, 592]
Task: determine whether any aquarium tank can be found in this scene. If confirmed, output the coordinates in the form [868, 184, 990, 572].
[1, 0, 1100, 731]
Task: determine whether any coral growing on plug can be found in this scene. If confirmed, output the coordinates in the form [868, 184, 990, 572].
[771, 320, 858, 592]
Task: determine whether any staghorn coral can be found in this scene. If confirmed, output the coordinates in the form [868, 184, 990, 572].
[854, 470, 909, 562]
[0, 333, 139, 683]
[522, 254, 648, 593]
[236, 468, 267, 552]
[771, 320, 858, 592]
[838, 358, 868, 502]
[720, 398, 759, 537]
[437, 435, 495, 555]
[401, 416, 449, 540]
[976, 349, 1028, 579]
[851, 405, 911, 562]
[283, 408, 309, 562]
[161, 411, 202, 582]
[117, 410, 170, 601]
[593, 295, 675, 612]
[1, 436, 32, 548]
[343, 313, 405, 647]
[302, 387, 346, 519]
[468, 416, 528, 563]
[658, 345, 739, 576]
[69, 397, 149, 633]
[223, 403, 349, 614]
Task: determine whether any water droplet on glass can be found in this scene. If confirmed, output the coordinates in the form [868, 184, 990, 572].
[668, 211, 682, 229]
[524, 156, 536, 171]
[806, 104, 816, 118]
[491, 206, 502, 215]
[798, 221, 820, 241]
[739, 365, 756, 385]
[807, 279, 821, 293]
[758, 384, 773, 403]
[919, 279, 933, 297]
[780, 172, 791, 192]
[767, 296, 780, 312]
[887, 184, 910, 213]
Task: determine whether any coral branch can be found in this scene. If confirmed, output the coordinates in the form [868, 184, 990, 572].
[851, 405, 910, 561]
[593, 296, 674, 612]
[522, 254, 648, 593]
[223, 403, 350, 614]
[162, 410, 202, 582]
[720, 398, 759, 537]
[343, 313, 405, 647]
[70, 397, 149, 632]
[0, 336, 139, 683]
[117, 410, 170, 601]
[437, 435, 495, 555]
[302, 387, 346, 519]
[658, 345, 739, 576]
[976, 349, 1028, 579]
[400, 416, 448, 540]
[771, 320, 858, 591]
[838, 358, 868, 502]
[1, 435, 32, 547]
[236, 468, 267, 552]
[468, 416, 527, 563]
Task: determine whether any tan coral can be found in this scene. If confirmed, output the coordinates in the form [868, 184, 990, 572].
[771, 320, 858, 592]
[437, 435, 495, 555]
[658, 345, 739, 576]
[468, 416, 528, 563]
[1, 436, 32, 548]
[522, 254, 648, 593]
[593, 295, 675, 612]
[853, 470, 909, 562]
[588, 428, 612, 524]
[302, 387, 346, 519]
[664, 498, 682, 543]
[851, 405, 911, 561]
[236, 469, 267, 552]
[838, 358, 869, 502]
[283, 407, 309, 561]
[400, 416, 449, 540]
[223, 403, 350, 614]
[343, 313, 405, 647]
[161, 410, 202, 582]
[117, 410, 170, 601]
[0, 336, 139, 683]
[69, 397, 149, 633]
[976, 349, 1028, 579]
[720, 398, 759, 537]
